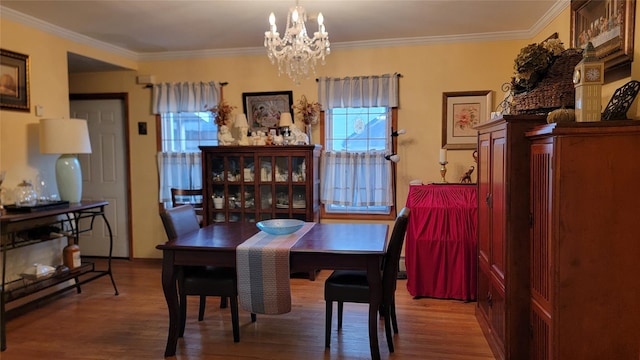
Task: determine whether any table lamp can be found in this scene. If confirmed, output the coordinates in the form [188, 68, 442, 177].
[279, 112, 294, 144]
[234, 113, 250, 145]
[279, 112, 293, 128]
[39, 118, 92, 203]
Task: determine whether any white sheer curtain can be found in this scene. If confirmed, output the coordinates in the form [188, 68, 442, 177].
[152, 81, 222, 114]
[320, 151, 392, 206]
[157, 152, 202, 203]
[317, 73, 400, 208]
[317, 73, 400, 109]
[154, 81, 221, 202]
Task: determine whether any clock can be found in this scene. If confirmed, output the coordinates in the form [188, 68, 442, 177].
[573, 69, 581, 84]
[573, 42, 604, 122]
[585, 67, 601, 82]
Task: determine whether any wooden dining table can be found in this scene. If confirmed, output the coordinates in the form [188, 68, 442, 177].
[156, 221, 389, 359]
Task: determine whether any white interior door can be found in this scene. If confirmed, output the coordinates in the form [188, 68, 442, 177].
[70, 98, 129, 258]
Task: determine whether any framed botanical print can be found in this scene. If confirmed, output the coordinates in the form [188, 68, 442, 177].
[0, 49, 30, 112]
[242, 91, 293, 132]
[442, 90, 492, 150]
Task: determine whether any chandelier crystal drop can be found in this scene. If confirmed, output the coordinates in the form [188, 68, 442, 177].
[264, 1, 330, 85]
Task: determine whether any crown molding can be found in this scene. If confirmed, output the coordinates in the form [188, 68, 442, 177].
[2, 1, 570, 62]
[0, 6, 139, 61]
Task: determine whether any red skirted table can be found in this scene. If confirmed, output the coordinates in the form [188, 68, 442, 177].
[405, 184, 477, 300]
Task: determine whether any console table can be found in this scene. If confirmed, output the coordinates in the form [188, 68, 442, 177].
[0, 201, 119, 351]
[405, 184, 477, 301]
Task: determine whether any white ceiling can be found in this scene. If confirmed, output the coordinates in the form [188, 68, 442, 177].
[0, 0, 568, 72]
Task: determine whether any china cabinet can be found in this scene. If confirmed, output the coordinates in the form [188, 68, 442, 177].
[474, 115, 546, 359]
[526, 121, 640, 359]
[200, 145, 321, 226]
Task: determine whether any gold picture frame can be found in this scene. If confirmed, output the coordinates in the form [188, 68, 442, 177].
[571, 0, 635, 78]
[0, 49, 30, 112]
[442, 90, 492, 150]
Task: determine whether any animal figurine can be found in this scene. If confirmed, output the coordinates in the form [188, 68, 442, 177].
[460, 166, 475, 184]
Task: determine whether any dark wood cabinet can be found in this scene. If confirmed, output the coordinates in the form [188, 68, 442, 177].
[474, 115, 546, 359]
[200, 145, 321, 226]
[526, 121, 640, 359]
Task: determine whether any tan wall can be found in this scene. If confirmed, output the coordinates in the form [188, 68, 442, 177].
[3, 5, 640, 259]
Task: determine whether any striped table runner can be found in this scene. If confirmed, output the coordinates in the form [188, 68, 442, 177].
[236, 222, 315, 315]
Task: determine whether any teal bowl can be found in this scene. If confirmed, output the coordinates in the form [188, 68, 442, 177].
[256, 219, 304, 235]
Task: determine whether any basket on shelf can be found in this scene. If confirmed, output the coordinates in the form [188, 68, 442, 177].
[511, 48, 583, 115]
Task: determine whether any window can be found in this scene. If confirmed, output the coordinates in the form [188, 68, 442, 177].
[321, 107, 397, 219]
[157, 112, 218, 204]
[151, 80, 223, 205]
[317, 73, 400, 220]
[325, 107, 388, 152]
[160, 112, 218, 151]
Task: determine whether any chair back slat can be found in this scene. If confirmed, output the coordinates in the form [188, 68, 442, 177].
[382, 207, 410, 303]
[160, 204, 201, 240]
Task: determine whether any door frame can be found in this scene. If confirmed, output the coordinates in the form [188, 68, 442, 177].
[70, 92, 133, 260]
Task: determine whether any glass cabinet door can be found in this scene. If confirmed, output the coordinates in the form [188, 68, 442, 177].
[275, 157, 289, 182]
[259, 184, 272, 210]
[259, 157, 272, 181]
[243, 157, 255, 182]
[210, 155, 225, 223]
[292, 185, 306, 209]
[227, 156, 240, 182]
[292, 156, 306, 182]
[203, 146, 318, 226]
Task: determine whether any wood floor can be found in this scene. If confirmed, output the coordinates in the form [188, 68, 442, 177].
[2, 259, 494, 359]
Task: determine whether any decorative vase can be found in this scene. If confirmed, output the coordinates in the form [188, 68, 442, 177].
[305, 125, 312, 142]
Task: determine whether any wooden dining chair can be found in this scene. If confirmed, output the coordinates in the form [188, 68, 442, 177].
[160, 205, 256, 342]
[170, 188, 203, 225]
[324, 207, 410, 353]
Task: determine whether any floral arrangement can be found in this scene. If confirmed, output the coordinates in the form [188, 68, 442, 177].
[292, 95, 321, 126]
[511, 37, 565, 93]
[209, 100, 237, 126]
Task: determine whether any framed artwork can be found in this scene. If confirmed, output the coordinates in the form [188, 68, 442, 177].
[242, 91, 293, 132]
[571, 0, 635, 76]
[442, 90, 492, 150]
[0, 49, 30, 112]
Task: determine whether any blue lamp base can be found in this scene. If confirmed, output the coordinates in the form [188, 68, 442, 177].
[55, 154, 83, 203]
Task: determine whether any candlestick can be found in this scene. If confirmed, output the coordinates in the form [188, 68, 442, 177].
[439, 161, 448, 183]
[439, 149, 447, 163]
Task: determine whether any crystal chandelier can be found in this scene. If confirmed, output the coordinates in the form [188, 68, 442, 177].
[264, 1, 330, 84]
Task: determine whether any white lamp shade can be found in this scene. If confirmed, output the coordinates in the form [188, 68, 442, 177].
[279, 112, 293, 127]
[234, 113, 249, 128]
[39, 118, 92, 154]
[39, 118, 92, 203]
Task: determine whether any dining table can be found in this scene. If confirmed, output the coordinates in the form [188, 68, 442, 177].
[156, 221, 390, 359]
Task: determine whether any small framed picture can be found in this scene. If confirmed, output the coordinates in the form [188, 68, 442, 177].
[570, 0, 635, 78]
[242, 91, 293, 133]
[442, 90, 492, 150]
[0, 49, 30, 112]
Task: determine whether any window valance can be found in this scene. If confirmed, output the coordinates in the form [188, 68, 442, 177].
[317, 73, 400, 109]
[152, 81, 222, 114]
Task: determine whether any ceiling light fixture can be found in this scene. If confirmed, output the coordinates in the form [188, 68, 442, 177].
[264, 1, 330, 85]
